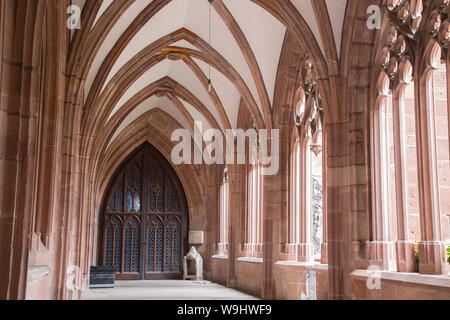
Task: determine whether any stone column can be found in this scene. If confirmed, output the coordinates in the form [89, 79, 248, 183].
[326, 122, 352, 300]
[0, 0, 45, 300]
[392, 88, 416, 272]
[366, 96, 397, 271]
[321, 134, 328, 265]
[296, 140, 314, 263]
[416, 66, 447, 275]
[227, 162, 240, 288]
[262, 166, 278, 299]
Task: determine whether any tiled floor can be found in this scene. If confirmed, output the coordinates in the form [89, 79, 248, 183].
[81, 280, 258, 300]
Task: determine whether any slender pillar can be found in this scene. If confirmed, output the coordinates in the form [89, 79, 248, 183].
[367, 97, 397, 271]
[393, 88, 416, 272]
[296, 139, 314, 262]
[227, 162, 239, 288]
[321, 134, 328, 265]
[416, 67, 447, 275]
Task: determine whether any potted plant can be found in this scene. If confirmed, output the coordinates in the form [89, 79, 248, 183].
[447, 245, 450, 275]
[412, 237, 421, 272]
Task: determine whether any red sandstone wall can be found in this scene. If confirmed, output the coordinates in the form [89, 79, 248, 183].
[234, 261, 263, 298]
[210, 258, 229, 287]
[274, 264, 328, 300]
[351, 275, 450, 300]
[404, 84, 422, 239]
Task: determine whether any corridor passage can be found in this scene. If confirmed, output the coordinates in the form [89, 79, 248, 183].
[81, 280, 258, 300]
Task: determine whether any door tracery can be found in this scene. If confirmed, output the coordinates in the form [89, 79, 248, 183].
[99, 144, 188, 280]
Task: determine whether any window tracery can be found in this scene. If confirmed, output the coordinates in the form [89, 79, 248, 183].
[218, 166, 229, 255]
[371, 0, 450, 273]
[289, 57, 325, 263]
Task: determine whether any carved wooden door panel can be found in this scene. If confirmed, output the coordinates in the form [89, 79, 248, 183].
[144, 155, 185, 280]
[100, 144, 187, 280]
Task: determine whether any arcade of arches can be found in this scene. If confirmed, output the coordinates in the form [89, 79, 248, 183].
[1, 0, 450, 300]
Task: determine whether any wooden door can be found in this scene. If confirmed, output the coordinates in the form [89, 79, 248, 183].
[99, 144, 188, 280]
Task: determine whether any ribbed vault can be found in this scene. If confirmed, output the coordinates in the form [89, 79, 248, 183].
[60, 1, 352, 299]
[70, 0, 348, 159]
[1, 0, 386, 301]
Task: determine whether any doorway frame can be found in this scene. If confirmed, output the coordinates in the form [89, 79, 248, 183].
[96, 143, 189, 280]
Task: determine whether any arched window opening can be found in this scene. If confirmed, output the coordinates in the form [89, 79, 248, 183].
[305, 104, 324, 261]
[290, 141, 301, 246]
[373, 33, 426, 271]
[289, 87, 306, 249]
[289, 86, 325, 263]
[403, 81, 421, 241]
[432, 60, 450, 243]
[375, 81, 421, 271]
[246, 162, 263, 257]
[218, 167, 229, 255]
[382, 94, 398, 240]
[309, 138, 323, 261]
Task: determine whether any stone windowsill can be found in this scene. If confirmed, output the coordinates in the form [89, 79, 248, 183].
[212, 254, 229, 260]
[275, 261, 328, 271]
[237, 257, 263, 264]
[351, 270, 450, 288]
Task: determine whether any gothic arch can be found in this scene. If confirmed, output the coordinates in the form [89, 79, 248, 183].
[80, 109, 209, 280]
[96, 110, 207, 226]
[97, 142, 189, 279]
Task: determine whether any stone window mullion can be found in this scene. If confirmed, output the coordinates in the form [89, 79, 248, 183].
[416, 60, 447, 274]
[393, 86, 417, 272]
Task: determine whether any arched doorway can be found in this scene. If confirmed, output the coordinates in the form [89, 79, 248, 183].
[98, 143, 188, 280]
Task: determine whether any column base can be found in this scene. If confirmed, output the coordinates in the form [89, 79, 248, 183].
[396, 240, 417, 273]
[227, 277, 236, 289]
[419, 241, 448, 275]
[261, 279, 276, 300]
[366, 241, 397, 271]
[282, 244, 299, 261]
[296, 243, 314, 263]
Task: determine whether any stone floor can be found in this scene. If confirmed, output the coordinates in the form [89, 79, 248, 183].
[81, 280, 258, 300]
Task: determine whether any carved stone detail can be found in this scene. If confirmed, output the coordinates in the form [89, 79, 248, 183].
[426, 1, 450, 48]
[312, 177, 323, 259]
[380, 0, 450, 90]
[293, 58, 323, 155]
[385, 0, 449, 49]
[386, 0, 424, 36]
[183, 246, 204, 281]
[379, 26, 412, 86]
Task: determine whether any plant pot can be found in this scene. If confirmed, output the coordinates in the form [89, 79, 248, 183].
[415, 259, 419, 273]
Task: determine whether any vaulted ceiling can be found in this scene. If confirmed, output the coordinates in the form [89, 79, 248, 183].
[73, 0, 348, 152]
